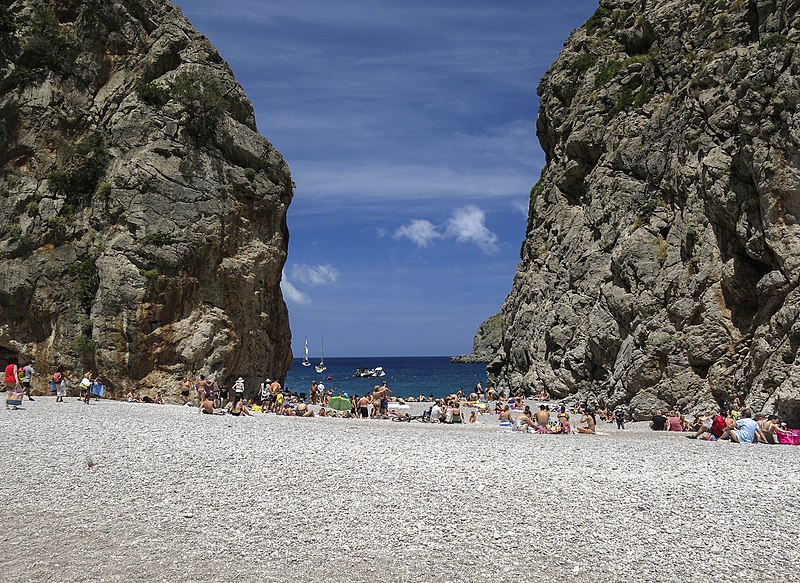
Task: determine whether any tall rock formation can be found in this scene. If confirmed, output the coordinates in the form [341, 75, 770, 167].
[488, 0, 800, 422]
[0, 0, 293, 396]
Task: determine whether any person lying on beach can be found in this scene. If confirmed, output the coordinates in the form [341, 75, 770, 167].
[295, 401, 314, 417]
[126, 390, 141, 403]
[577, 410, 596, 434]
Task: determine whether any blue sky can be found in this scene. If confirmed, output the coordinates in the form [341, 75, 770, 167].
[172, 0, 598, 357]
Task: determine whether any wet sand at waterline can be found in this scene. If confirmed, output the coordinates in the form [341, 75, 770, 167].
[1, 398, 798, 582]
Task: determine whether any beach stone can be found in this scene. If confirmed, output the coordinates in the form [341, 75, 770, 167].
[481, 0, 800, 424]
[0, 0, 292, 398]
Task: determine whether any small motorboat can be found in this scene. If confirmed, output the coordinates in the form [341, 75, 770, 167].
[354, 367, 386, 378]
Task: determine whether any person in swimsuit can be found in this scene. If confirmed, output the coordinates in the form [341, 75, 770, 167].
[450, 402, 464, 424]
[534, 405, 550, 433]
[498, 405, 513, 428]
[557, 405, 571, 433]
[577, 409, 596, 434]
[357, 395, 370, 419]
[180, 377, 191, 404]
[200, 395, 215, 414]
[229, 396, 252, 417]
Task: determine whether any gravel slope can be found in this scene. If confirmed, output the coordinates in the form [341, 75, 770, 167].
[1, 398, 798, 583]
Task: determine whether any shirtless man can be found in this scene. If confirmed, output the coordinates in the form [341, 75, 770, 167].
[309, 381, 319, 405]
[200, 394, 215, 414]
[376, 381, 392, 416]
[533, 405, 550, 433]
[358, 394, 370, 419]
[269, 378, 282, 412]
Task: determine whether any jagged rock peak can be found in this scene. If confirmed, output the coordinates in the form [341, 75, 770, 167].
[487, 0, 800, 422]
[0, 0, 293, 398]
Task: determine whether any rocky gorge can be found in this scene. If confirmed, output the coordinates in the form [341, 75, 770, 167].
[0, 0, 293, 397]
[482, 0, 800, 422]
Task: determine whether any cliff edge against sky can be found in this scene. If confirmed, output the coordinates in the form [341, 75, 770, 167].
[0, 0, 293, 395]
[486, 0, 800, 422]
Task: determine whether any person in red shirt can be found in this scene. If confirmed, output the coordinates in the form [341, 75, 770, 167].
[4, 358, 18, 393]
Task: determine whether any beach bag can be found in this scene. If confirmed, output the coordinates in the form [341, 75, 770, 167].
[777, 430, 800, 445]
[91, 382, 105, 397]
[6, 389, 23, 408]
[49, 380, 57, 394]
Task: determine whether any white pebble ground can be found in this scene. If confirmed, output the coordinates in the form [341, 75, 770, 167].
[1, 398, 798, 582]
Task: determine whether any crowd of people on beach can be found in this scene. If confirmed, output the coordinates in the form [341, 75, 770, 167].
[4, 358, 798, 445]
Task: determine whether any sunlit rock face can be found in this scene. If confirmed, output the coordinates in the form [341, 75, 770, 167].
[0, 0, 293, 397]
[486, 0, 800, 422]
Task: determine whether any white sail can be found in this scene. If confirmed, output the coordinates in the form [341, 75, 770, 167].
[302, 337, 311, 366]
[315, 329, 326, 373]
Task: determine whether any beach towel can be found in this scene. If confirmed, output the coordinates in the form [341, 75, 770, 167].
[6, 389, 23, 408]
[91, 383, 105, 397]
[777, 430, 800, 445]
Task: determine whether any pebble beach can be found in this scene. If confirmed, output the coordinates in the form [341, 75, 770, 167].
[1, 398, 798, 583]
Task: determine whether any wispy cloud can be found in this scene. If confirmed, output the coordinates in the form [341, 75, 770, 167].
[394, 219, 443, 248]
[280, 271, 310, 305]
[291, 263, 339, 286]
[394, 206, 499, 254]
[445, 205, 499, 254]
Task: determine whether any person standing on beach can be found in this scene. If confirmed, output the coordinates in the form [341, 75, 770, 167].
[52, 366, 67, 402]
[614, 406, 626, 430]
[21, 361, 34, 400]
[4, 358, 19, 395]
[357, 394, 370, 419]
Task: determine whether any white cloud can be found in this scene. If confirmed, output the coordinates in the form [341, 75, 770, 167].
[394, 219, 443, 248]
[375, 227, 386, 239]
[394, 206, 500, 254]
[445, 205, 500, 254]
[280, 272, 310, 305]
[291, 263, 339, 286]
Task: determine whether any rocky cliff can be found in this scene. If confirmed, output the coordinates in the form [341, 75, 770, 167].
[0, 0, 293, 397]
[487, 0, 800, 422]
[451, 313, 501, 363]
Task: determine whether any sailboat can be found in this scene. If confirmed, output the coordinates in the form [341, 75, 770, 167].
[302, 337, 311, 367]
[315, 330, 327, 373]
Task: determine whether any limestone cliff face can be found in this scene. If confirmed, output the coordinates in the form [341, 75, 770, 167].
[488, 0, 800, 422]
[0, 0, 293, 396]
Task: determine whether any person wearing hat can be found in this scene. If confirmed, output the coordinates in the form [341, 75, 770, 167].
[233, 376, 245, 402]
[260, 378, 271, 407]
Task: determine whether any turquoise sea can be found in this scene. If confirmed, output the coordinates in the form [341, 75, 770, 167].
[284, 356, 488, 399]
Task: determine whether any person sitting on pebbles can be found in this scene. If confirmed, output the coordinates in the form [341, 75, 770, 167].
[534, 405, 550, 434]
[577, 408, 596, 434]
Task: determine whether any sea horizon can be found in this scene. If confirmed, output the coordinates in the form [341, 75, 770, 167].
[284, 355, 488, 400]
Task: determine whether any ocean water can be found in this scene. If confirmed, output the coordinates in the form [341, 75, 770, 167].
[283, 356, 488, 399]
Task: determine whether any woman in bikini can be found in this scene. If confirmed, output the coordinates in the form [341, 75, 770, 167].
[577, 408, 596, 434]
[557, 405, 571, 434]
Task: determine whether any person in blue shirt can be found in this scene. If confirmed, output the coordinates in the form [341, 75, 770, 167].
[722, 409, 763, 444]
